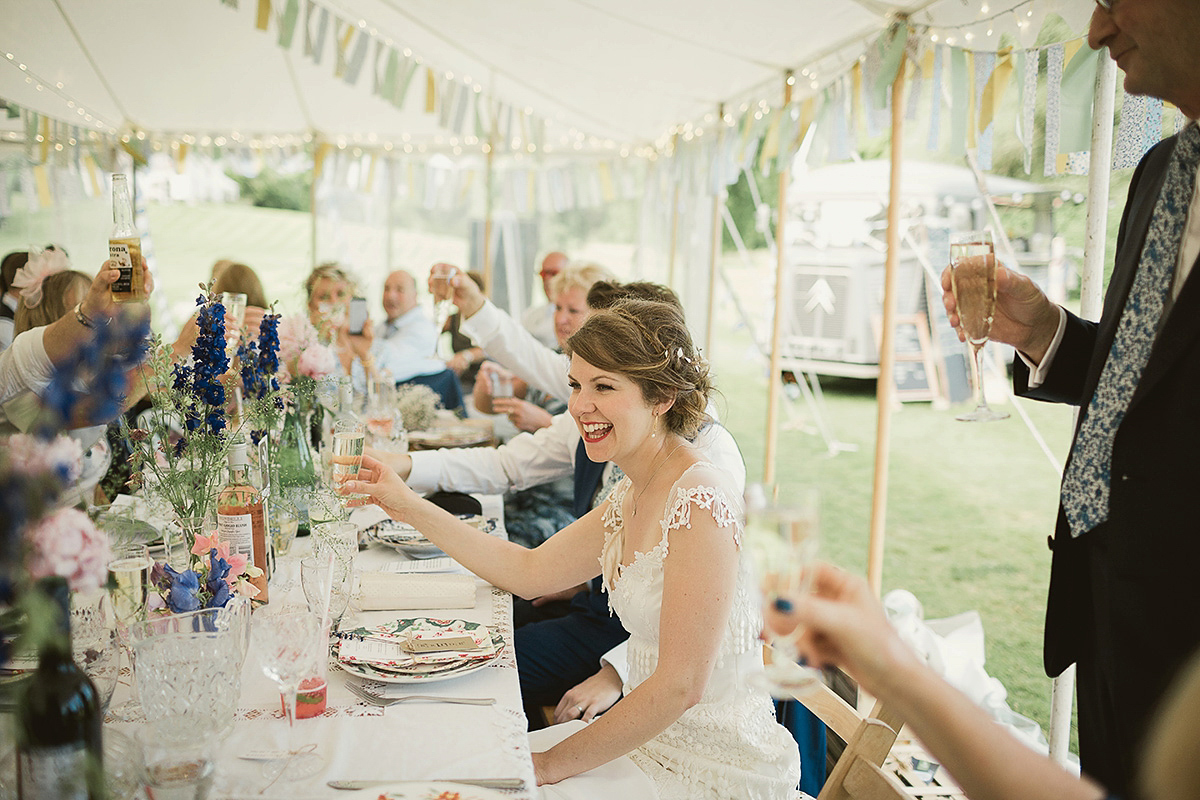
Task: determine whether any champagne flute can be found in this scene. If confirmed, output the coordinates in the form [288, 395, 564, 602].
[430, 263, 456, 342]
[107, 542, 151, 721]
[256, 611, 324, 780]
[331, 418, 365, 506]
[950, 230, 1009, 422]
[745, 484, 821, 696]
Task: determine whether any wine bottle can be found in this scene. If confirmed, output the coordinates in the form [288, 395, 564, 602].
[15, 577, 103, 800]
[108, 173, 144, 303]
[217, 436, 270, 603]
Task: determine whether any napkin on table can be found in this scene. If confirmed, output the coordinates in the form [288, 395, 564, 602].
[358, 572, 476, 611]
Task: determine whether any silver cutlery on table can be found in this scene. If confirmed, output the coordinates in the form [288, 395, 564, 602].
[328, 778, 525, 790]
[344, 681, 495, 707]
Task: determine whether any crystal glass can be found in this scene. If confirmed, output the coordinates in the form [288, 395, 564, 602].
[308, 488, 346, 529]
[255, 611, 324, 780]
[301, 554, 352, 625]
[136, 721, 216, 800]
[950, 230, 1009, 422]
[107, 541, 151, 721]
[69, 591, 120, 716]
[132, 614, 243, 736]
[745, 483, 822, 696]
[220, 291, 248, 359]
[331, 418, 365, 504]
[430, 263, 456, 340]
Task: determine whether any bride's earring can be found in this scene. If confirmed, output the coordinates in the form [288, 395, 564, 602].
[650, 412, 658, 438]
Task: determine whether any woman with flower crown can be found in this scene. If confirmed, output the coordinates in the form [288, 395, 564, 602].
[344, 298, 802, 799]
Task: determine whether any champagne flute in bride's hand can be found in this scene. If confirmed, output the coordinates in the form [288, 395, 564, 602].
[430, 263, 456, 339]
[950, 230, 1009, 422]
[746, 484, 821, 696]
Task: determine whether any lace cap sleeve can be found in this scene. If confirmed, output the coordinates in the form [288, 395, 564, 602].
[660, 463, 743, 549]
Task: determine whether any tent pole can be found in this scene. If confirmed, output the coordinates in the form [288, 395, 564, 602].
[310, 134, 320, 267]
[1048, 49, 1117, 769]
[483, 122, 496, 292]
[386, 154, 396, 273]
[666, 133, 681, 289]
[705, 103, 726, 357]
[867, 25, 908, 597]
[764, 71, 793, 485]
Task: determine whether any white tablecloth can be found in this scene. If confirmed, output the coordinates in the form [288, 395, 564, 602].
[107, 495, 536, 799]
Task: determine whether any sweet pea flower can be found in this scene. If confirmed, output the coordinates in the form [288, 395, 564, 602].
[163, 565, 202, 613]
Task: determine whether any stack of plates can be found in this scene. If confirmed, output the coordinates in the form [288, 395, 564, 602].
[337, 618, 503, 683]
[366, 517, 495, 559]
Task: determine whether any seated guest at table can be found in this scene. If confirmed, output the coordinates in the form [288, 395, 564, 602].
[522, 251, 569, 350]
[0, 250, 31, 352]
[444, 270, 487, 391]
[769, 564, 1200, 800]
[346, 299, 799, 797]
[211, 261, 269, 342]
[304, 261, 354, 345]
[369, 279, 745, 729]
[349, 269, 446, 391]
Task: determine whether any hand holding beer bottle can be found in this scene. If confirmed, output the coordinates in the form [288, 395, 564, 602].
[109, 173, 145, 303]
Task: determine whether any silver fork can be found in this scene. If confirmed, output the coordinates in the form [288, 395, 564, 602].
[344, 681, 495, 707]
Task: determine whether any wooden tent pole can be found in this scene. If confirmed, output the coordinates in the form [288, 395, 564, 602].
[866, 26, 908, 596]
[666, 133, 681, 289]
[705, 103, 726, 357]
[764, 72, 793, 485]
[483, 118, 496, 293]
[310, 133, 320, 266]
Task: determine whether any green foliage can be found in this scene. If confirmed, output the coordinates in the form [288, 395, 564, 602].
[227, 166, 312, 211]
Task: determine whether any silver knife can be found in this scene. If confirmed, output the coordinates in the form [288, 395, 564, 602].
[327, 778, 525, 791]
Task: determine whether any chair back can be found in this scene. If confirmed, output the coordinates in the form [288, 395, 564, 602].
[765, 645, 909, 800]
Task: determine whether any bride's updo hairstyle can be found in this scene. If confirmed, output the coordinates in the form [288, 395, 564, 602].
[566, 299, 711, 438]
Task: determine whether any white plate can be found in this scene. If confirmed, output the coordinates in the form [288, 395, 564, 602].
[339, 655, 493, 684]
[349, 782, 509, 799]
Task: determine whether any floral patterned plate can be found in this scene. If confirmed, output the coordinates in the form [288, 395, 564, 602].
[349, 782, 508, 799]
[337, 618, 503, 684]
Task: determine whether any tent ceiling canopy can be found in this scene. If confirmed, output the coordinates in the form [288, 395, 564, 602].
[2, 0, 1092, 151]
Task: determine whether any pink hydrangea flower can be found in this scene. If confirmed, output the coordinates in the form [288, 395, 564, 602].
[5, 433, 84, 483]
[276, 314, 319, 366]
[297, 344, 337, 379]
[24, 508, 112, 594]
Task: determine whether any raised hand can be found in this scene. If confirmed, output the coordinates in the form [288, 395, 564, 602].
[940, 261, 1060, 364]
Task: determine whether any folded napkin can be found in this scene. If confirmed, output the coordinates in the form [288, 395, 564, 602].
[358, 572, 476, 611]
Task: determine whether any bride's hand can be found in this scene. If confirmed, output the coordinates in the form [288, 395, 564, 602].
[339, 454, 418, 518]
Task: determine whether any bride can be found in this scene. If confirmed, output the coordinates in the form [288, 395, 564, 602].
[342, 299, 800, 799]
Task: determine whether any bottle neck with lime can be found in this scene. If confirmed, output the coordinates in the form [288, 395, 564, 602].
[108, 173, 144, 303]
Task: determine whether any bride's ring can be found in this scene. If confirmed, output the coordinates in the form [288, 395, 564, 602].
[576, 705, 583, 715]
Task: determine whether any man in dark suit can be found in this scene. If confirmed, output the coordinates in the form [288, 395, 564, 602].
[942, 3, 1200, 796]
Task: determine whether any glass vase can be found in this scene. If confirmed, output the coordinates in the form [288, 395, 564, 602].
[278, 406, 319, 534]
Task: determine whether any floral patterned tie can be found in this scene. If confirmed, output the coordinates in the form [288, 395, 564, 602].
[1061, 123, 1200, 537]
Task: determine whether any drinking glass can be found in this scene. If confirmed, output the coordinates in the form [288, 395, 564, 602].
[308, 488, 346, 529]
[135, 722, 216, 800]
[255, 611, 324, 780]
[430, 263, 456, 338]
[949, 231, 1009, 422]
[744, 484, 822, 696]
[491, 368, 514, 400]
[220, 291, 248, 358]
[300, 555, 352, 625]
[331, 418, 365, 504]
[312, 520, 358, 570]
[107, 541, 151, 720]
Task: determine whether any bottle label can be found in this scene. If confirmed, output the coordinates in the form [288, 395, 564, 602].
[18, 744, 89, 800]
[108, 237, 142, 295]
[217, 513, 254, 557]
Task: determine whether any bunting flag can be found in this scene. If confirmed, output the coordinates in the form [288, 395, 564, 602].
[277, 0, 300, 48]
[904, 53, 923, 122]
[872, 22, 907, 110]
[342, 25, 370, 84]
[973, 52, 996, 171]
[1113, 92, 1163, 169]
[758, 108, 780, 173]
[1058, 45, 1101, 155]
[1044, 44, 1065, 177]
[304, 1, 329, 64]
[32, 164, 53, 208]
[256, 0, 270, 31]
[1019, 48, 1037, 174]
[927, 45, 944, 152]
[425, 68, 437, 113]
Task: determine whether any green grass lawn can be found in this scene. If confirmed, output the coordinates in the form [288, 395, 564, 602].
[1, 199, 1079, 751]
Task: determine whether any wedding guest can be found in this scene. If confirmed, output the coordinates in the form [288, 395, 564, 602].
[354, 269, 444, 385]
[304, 262, 353, 344]
[522, 251, 568, 349]
[444, 270, 487, 390]
[0, 250, 29, 351]
[771, 562, 1200, 800]
[345, 300, 799, 797]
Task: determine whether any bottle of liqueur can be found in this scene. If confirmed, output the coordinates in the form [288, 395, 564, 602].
[217, 436, 270, 603]
[108, 173, 144, 303]
[16, 577, 103, 800]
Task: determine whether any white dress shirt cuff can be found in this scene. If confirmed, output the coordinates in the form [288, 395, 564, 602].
[1018, 306, 1067, 389]
[600, 640, 629, 685]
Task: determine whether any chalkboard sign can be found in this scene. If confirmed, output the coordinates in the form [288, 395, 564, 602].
[873, 313, 943, 403]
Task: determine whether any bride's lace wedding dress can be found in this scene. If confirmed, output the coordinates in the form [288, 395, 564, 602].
[534, 462, 801, 799]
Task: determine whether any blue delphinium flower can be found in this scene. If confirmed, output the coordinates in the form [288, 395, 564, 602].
[238, 311, 282, 444]
[163, 565, 202, 613]
[204, 548, 232, 609]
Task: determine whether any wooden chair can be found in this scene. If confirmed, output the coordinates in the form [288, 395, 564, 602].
[766, 645, 911, 800]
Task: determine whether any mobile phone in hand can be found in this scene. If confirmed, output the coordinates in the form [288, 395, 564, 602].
[347, 296, 368, 335]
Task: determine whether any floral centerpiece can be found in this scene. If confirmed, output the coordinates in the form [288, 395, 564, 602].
[273, 313, 337, 497]
[124, 290, 281, 543]
[150, 531, 263, 612]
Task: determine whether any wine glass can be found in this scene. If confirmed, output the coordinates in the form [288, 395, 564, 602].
[107, 541, 151, 721]
[331, 418, 365, 506]
[300, 555, 352, 625]
[430, 263, 456, 342]
[950, 230, 1009, 422]
[745, 484, 822, 696]
[255, 611, 324, 780]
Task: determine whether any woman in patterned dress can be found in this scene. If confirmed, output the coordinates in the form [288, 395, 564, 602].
[343, 299, 801, 799]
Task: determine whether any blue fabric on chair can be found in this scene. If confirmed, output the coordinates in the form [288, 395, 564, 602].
[398, 368, 465, 416]
[777, 698, 826, 796]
